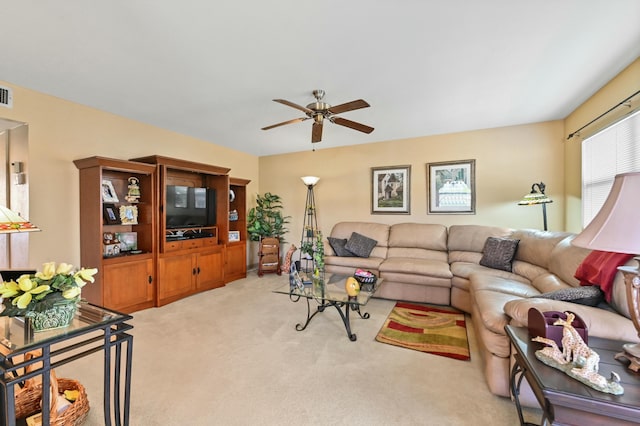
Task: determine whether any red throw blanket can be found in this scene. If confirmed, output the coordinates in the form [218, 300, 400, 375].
[574, 250, 634, 302]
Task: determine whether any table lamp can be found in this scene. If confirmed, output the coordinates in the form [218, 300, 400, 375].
[572, 172, 640, 371]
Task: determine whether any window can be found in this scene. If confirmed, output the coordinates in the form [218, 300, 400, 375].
[582, 109, 640, 226]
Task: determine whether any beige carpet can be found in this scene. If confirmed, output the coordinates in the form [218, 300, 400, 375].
[58, 272, 541, 425]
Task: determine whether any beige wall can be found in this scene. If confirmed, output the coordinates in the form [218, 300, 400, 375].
[0, 81, 259, 268]
[563, 58, 640, 232]
[1, 56, 637, 267]
[259, 120, 566, 253]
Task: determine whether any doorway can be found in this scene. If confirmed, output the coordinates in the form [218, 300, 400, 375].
[0, 117, 30, 268]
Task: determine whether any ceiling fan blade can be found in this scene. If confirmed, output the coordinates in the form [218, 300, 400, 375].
[273, 99, 314, 114]
[312, 121, 323, 143]
[332, 116, 374, 134]
[328, 99, 370, 115]
[261, 117, 307, 131]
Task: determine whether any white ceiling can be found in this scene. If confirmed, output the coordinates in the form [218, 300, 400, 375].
[1, 1, 639, 156]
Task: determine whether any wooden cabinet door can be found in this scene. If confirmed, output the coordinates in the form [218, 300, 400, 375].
[103, 258, 154, 312]
[225, 242, 247, 282]
[158, 253, 196, 303]
[196, 247, 224, 291]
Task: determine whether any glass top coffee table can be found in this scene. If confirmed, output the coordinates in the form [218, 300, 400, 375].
[273, 273, 381, 341]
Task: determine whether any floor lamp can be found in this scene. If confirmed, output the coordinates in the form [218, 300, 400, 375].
[299, 176, 319, 273]
[572, 172, 640, 371]
[518, 182, 553, 231]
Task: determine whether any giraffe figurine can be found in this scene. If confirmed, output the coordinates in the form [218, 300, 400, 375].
[554, 312, 600, 376]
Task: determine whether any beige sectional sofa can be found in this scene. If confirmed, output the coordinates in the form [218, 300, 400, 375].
[324, 221, 639, 399]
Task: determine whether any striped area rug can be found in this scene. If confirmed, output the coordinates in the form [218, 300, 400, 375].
[375, 302, 470, 360]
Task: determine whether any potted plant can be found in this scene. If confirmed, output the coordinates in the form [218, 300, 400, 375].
[247, 192, 290, 242]
[0, 262, 98, 331]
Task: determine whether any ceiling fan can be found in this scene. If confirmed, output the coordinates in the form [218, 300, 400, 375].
[261, 89, 374, 143]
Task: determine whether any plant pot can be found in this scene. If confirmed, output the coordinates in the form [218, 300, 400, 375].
[25, 302, 77, 332]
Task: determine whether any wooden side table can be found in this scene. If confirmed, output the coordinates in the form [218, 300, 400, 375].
[506, 325, 640, 426]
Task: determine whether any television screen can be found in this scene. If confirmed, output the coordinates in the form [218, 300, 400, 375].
[166, 186, 216, 228]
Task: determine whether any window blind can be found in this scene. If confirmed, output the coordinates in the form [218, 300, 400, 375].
[582, 109, 640, 227]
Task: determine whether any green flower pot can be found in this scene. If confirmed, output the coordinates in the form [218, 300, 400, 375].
[25, 302, 77, 332]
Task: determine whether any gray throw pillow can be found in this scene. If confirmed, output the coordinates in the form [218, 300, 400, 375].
[479, 237, 520, 272]
[344, 232, 378, 258]
[327, 237, 354, 257]
[535, 286, 604, 307]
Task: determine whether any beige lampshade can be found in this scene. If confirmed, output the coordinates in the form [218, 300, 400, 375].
[301, 176, 320, 187]
[0, 205, 40, 233]
[572, 172, 640, 253]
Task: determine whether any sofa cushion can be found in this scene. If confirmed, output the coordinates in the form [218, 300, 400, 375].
[534, 285, 604, 307]
[327, 237, 354, 257]
[388, 223, 448, 251]
[451, 262, 529, 284]
[511, 229, 571, 270]
[380, 257, 452, 279]
[447, 225, 513, 253]
[470, 273, 538, 298]
[547, 235, 591, 287]
[345, 232, 378, 258]
[479, 237, 519, 272]
[530, 273, 573, 294]
[329, 222, 390, 259]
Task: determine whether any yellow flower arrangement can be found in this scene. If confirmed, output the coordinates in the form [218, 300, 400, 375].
[0, 262, 98, 316]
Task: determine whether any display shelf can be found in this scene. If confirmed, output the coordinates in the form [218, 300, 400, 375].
[74, 156, 157, 313]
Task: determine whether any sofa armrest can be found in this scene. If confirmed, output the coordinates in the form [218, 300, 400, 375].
[504, 298, 639, 343]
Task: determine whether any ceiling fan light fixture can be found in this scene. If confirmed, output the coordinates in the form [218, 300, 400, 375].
[262, 89, 373, 144]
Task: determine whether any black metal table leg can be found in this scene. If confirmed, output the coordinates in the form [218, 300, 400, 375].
[510, 354, 540, 426]
[295, 296, 324, 331]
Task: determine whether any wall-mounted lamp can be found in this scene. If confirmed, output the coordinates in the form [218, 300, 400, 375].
[11, 161, 25, 185]
[0, 205, 40, 233]
[517, 182, 553, 231]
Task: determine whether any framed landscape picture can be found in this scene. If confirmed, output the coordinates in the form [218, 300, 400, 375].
[427, 159, 476, 214]
[371, 165, 411, 214]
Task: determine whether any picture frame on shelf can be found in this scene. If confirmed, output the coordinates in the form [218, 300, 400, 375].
[116, 232, 138, 252]
[119, 205, 138, 225]
[103, 203, 121, 225]
[427, 159, 476, 214]
[102, 179, 119, 203]
[371, 165, 411, 214]
[229, 231, 240, 242]
[103, 232, 121, 257]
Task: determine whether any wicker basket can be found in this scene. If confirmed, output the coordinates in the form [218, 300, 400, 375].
[15, 352, 90, 425]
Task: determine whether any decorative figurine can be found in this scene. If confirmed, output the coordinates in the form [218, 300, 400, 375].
[103, 232, 121, 257]
[533, 312, 624, 395]
[125, 177, 141, 203]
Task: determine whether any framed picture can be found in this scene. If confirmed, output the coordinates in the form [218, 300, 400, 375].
[119, 205, 138, 225]
[371, 165, 411, 214]
[116, 232, 138, 252]
[102, 180, 119, 203]
[427, 159, 476, 214]
[229, 231, 240, 242]
[103, 203, 121, 225]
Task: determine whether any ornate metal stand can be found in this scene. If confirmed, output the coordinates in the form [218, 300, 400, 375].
[299, 179, 319, 273]
[290, 292, 370, 341]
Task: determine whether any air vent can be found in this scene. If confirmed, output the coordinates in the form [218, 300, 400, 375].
[0, 86, 13, 108]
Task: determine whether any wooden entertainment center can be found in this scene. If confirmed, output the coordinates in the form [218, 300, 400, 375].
[74, 155, 250, 313]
